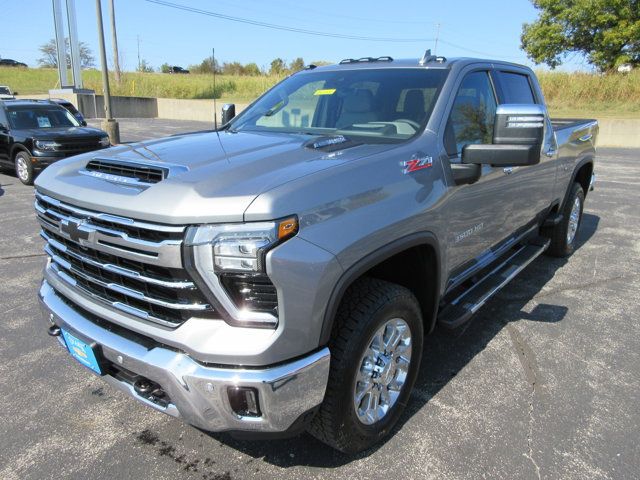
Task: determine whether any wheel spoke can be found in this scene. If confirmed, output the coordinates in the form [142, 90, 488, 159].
[353, 317, 413, 425]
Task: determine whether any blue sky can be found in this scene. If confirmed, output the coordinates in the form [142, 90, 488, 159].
[0, 0, 590, 72]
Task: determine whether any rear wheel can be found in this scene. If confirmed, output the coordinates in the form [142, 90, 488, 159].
[543, 182, 584, 257]
[308, 278, 423, 453]
[14, 151, 34, 185]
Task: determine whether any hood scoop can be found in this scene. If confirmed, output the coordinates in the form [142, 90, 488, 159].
[79, 158, 188, 188]
[304, 135, 362, 152]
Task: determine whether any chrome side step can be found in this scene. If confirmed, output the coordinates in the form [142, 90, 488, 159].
[437, 237, 550, 330]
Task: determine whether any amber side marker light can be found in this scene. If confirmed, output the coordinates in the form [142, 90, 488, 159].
[278, 216, 299, 240]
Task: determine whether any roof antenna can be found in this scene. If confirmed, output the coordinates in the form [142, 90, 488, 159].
[212, 47, 219, 129]
[419, 49, 432, 65]
[212, 48, 228, 158]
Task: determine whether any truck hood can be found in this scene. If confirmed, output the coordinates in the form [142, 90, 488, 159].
[35, 130, 393, 224]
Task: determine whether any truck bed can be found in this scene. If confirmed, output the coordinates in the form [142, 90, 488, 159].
[551, 118, 598, 132]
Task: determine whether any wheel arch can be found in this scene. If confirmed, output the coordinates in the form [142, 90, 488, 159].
[319, 232, 442, 346]
[10, 143, 30, 160]
[563, 156, 594, 209]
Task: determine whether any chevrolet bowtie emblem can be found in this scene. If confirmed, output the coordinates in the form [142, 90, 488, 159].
[59, 218, 92, 243]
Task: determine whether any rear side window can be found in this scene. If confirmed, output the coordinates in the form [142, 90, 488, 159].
[497, 72, 536, 104]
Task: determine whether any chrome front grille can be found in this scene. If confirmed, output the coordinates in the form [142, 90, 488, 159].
[35, 192, 214, 327]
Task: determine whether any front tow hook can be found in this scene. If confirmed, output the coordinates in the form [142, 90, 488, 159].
[47, 325, 61, 337]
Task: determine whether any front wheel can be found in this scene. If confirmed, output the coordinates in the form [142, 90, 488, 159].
[15, 151, 35, 185]
[308, 278, 423, 453]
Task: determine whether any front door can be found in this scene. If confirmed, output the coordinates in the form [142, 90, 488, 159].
[0, 108, 10, 163]
[441, 70, 517, 284]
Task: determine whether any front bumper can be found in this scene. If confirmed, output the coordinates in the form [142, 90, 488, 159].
[32, 155, 64, 169]
[39, 280, 330, 433]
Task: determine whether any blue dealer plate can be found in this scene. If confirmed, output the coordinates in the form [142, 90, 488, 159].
[61, 329, 102, 375]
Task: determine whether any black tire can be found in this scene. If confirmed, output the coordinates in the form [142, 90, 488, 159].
[308, 277, 423, 453]
[543, 182, 585, 257]
[14, 150, 34, 185]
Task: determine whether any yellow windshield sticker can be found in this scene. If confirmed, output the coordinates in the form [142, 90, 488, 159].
[314, 88, 336, 96]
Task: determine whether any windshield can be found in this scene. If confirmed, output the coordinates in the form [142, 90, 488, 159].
[0, 87, 10, 95]
[229, 68, 448, 143]
[7, 106, 81, 129]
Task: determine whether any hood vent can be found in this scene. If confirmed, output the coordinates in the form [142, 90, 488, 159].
[85, 159, 166, 184]
[80, 158, 189, 188]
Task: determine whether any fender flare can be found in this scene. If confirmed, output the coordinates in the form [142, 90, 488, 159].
[10, 143, 30, 161]
[318, 231, 442, 345]
[562, 155, 594, 210]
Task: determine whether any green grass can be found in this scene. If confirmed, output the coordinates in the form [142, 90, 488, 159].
[0, 67, 282, 101]
[1, 67, 639, 118]
[537, 70, 640, 118]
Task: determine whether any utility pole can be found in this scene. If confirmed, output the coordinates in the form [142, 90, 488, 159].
[95, 0, 120, 144]
[434, 23, 441, 56]
[137, 35, 141, 72]
[108, 0, 121, 83]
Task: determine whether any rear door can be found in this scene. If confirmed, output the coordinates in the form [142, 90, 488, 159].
[493, 69, 557, 227]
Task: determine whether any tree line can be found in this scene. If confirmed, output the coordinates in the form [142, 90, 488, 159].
[36, 39, 330, 75]
[166, 57, 331, 76]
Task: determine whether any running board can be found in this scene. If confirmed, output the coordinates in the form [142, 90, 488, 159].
[437, 237, 550, 330]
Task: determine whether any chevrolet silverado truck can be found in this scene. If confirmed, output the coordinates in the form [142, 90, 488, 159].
[35, 54, 597, 453]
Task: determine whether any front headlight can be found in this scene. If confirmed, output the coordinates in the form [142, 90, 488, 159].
[99, 137, 110, 147]
[186, 217, 298, 328]
[34, 140, 61, 151]
[190, 217, 298, 273]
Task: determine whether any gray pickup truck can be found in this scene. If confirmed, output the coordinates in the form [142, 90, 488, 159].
[35, 54, 597, 453]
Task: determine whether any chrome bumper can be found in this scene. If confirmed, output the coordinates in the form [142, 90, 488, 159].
[590, 173, 596, 191]
[39, 280, 330, 433]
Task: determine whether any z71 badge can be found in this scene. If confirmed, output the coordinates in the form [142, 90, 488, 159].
[402, 154, 433, 174]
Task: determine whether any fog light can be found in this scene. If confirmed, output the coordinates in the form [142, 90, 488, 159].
[228, 386, 261, 417]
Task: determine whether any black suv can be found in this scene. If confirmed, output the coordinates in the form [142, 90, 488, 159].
[50, 98, 88, 126]
[168, 66, 189, 74]
[0, 59, 27, 67]
[0, 100, 110, 185]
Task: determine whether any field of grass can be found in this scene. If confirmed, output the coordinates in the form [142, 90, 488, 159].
[536, 70, 640, 118]
[1, 66, 638, 118]
[0, 67, 282, 102]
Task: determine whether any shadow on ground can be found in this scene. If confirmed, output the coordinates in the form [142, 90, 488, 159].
[153, 214, 600, 469]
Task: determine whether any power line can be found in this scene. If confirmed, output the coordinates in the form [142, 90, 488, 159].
[141, 0, 435, 43]
[224, 0, 439, 26]
[438, 39, 524, 60]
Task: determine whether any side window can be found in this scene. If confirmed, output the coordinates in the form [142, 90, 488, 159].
[0, 108, 7, 128]
[444, 71, 497, 156]
[497, 72, 536, 104]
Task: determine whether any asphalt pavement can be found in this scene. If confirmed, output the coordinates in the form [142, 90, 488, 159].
[0, 122, 638, 479]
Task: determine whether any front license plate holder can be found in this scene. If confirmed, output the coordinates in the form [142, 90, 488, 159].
[60, 328, 104, 375]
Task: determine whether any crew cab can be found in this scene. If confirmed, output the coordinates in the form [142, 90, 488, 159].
[34, 54, 597, 453]
[0, 99, 110, 185]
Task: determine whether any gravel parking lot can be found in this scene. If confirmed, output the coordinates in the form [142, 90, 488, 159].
[0, 121, 638, 479]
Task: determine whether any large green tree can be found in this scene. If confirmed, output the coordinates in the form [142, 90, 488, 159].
[521, 0, 640, 71]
